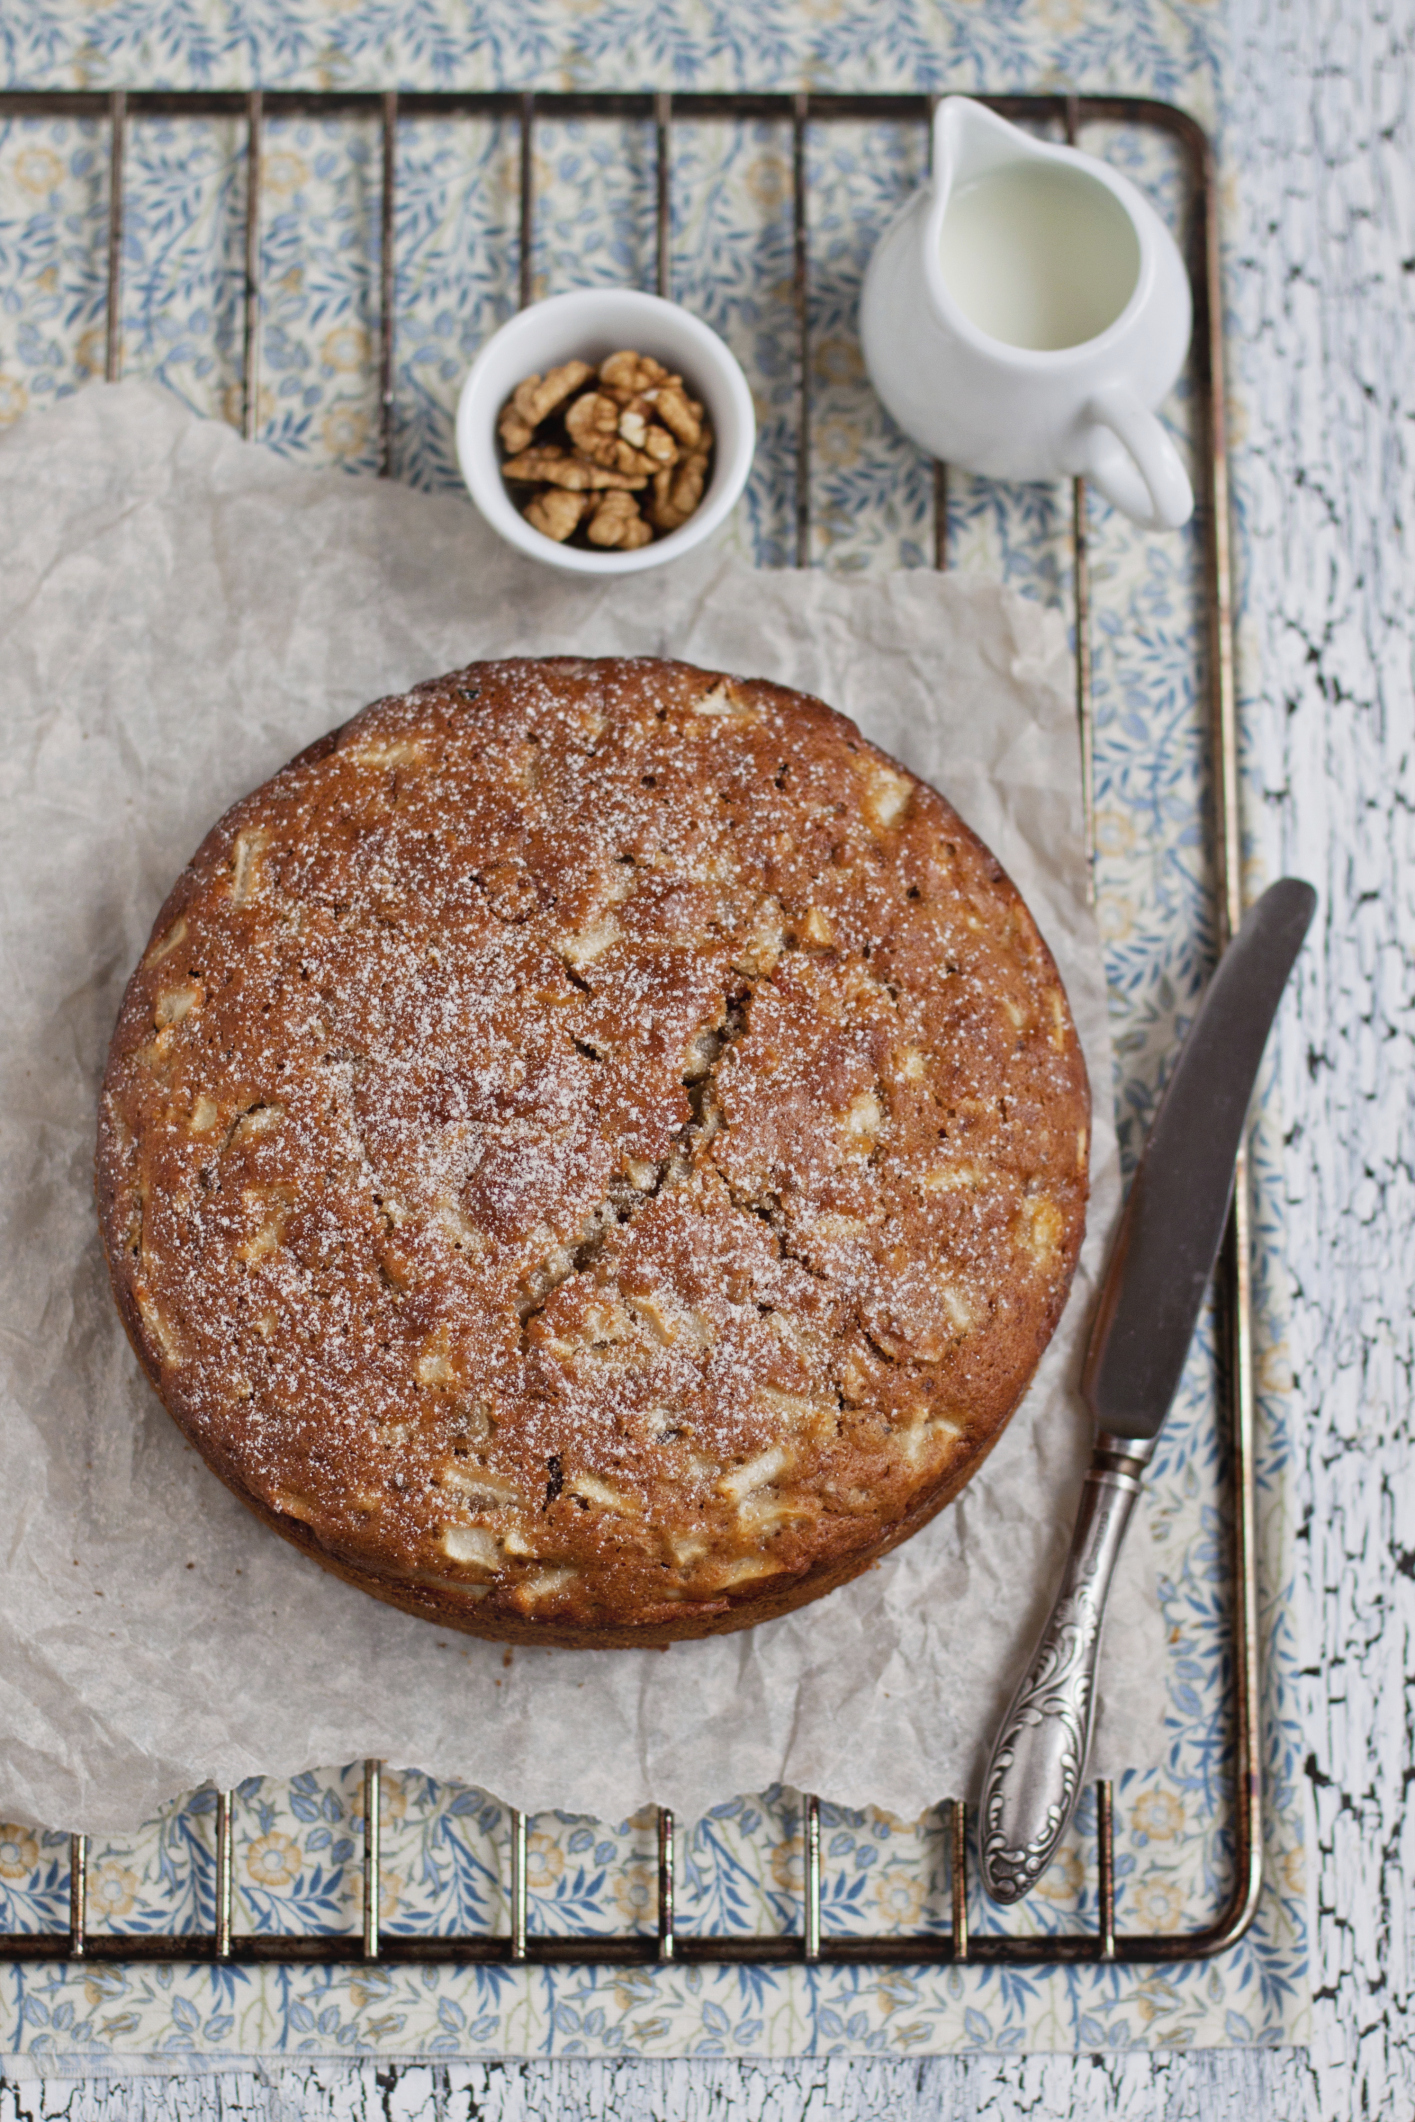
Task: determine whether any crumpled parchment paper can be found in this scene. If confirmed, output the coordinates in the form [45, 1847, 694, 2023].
[0, 380, 1161, 1833]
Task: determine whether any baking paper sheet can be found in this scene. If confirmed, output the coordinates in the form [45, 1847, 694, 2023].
[0, 381, 1161, 1833]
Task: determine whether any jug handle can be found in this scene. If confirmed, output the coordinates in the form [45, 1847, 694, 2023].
[1081, 384, 1194, 532]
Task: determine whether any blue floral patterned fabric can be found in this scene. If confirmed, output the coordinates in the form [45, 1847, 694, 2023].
[0, 0, 1310, 2059]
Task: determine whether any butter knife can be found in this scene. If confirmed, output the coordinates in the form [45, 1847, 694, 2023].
[979, 877, 1316, 1905]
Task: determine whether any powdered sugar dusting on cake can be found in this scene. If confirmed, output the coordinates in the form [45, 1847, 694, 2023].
[95, 657, 1089, 1645]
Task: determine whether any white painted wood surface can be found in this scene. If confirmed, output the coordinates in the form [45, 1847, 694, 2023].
[0, 2049, 1372, 2117]
[2, 0, 1409, 2109]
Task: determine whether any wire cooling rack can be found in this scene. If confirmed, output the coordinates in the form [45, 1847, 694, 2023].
[0, 85, 1255, 1973]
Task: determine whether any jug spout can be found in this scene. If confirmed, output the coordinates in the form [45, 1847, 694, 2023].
[933, 96, 1050, 206]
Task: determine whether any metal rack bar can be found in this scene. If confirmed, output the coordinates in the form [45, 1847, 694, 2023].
[1072, 475, 1096, 900]
[655, 91, 672, 301]
[213, 1790, 234, 1958]
[1061, 101, 1098, 905]
[950, 1800, 969, 1962]
[926, 94, 948, 574]
[0, 85, 1254, 1974]
[1193, 92, 1264, 1956]
[509, 1808, 528, 1962]
[242, 89, 263, 443]
[362, 1758, 382, 1961]
[67, 1835, 86, 1960]
[802, 1793, 822, 1963]
[1226, 1171, 1262, 1935]
[518, 93, 535, 312]
[1097, 1778, 1116, 1960]
[656, 1807, 675, 1962]
[933, 462, 949, 571]
[0, 87, 1216, 123]
[104, 88, 125, 383]
[379, 90, 398, 478]
[792, 91, 810, 569]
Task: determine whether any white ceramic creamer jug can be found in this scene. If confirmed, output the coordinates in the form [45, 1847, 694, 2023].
[860, 97, 1193, 531]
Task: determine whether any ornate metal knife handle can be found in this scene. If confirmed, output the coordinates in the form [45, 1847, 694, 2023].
[980, 1433, 1156, 1905]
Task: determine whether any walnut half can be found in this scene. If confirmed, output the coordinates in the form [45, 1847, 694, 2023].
[599, 350, 671, 397]
[648, 427, 715, 532]
[586, 490, 653, 549]
[525, 489, 591, 542]
[501, 446, 647, 493]
[497, 361, 595, 453]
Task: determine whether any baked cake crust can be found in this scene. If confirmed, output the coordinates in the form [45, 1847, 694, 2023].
[96, 657, 1090, 1647]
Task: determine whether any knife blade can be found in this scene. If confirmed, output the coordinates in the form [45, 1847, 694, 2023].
[979, 877, 1316, 1906]
[1081, 876, 1318, 1437]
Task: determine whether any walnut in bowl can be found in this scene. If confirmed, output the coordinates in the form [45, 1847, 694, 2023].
[456, 289, 755, 576]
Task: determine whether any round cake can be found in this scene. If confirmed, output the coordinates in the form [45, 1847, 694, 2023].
[96, 656, 1089, 1646]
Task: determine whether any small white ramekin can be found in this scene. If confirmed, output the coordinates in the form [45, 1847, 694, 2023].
[455, 288, 756, 576]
